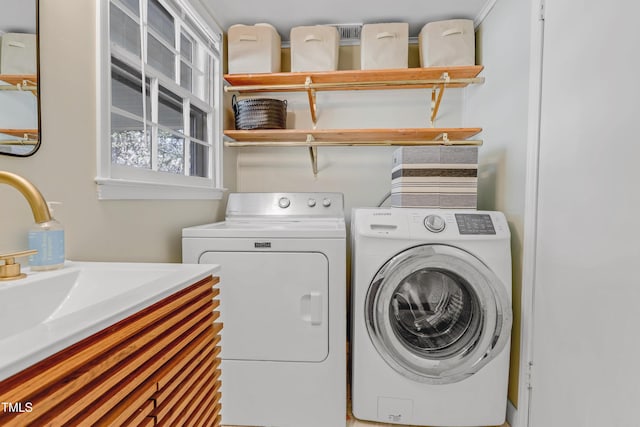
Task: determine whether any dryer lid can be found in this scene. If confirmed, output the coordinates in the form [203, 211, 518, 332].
[365, 244, 512, 384]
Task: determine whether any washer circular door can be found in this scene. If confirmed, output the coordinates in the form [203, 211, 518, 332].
[365, 244, 512, 384]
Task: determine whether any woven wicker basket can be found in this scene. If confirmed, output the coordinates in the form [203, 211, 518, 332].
[232, 95, 287, 130]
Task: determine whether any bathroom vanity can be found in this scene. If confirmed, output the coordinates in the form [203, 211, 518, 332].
[0, 262, 221, 426]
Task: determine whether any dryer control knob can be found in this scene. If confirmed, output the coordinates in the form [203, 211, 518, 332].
[424, 214, 446, 233]
[307, 198, 317, 207]
[322, 198, 332, 207]
[278, 197, 291, 209]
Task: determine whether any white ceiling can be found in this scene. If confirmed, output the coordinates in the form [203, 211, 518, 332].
[200, 0, 492, 39]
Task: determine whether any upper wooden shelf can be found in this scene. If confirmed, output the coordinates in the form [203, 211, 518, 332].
[0, 74, 37, 86]
[0, 128, 38, 138]
[224, 65, 484, 92]
[0, 128, 39, 146]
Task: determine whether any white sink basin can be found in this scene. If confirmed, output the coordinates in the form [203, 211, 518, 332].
[0, 261, 218, 381]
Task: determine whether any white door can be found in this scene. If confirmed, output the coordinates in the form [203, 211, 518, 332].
[200, 251, 329, 362]
[528, 1, 640, 426]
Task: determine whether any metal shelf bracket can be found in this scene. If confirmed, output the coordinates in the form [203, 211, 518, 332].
[0, 79, 37, 93]
[435, 132, 453, 145]
[305, 77, 318, 128]
[306, 134, 318, 176]
[429, 73, 450, 127]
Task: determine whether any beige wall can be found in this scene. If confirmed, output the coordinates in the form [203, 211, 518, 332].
[0, 0, 228, 263]
[233, 45, 465, 219]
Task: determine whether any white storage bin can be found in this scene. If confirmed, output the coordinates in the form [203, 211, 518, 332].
[0, 33, 37, 74]
[290, 26, 339, 72]
[360, 23, 408, 70]
[228, 23, 281, 74]
[419, 19, 475, 67]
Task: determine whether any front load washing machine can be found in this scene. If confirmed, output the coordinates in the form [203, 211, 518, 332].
[351, 208, 512, 426]
[183, 193, 346, 427]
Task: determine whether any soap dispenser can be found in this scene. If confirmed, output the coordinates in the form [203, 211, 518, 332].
[28, 201, 65, 271]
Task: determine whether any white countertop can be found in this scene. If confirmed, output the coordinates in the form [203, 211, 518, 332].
[0, 261, 219, 381]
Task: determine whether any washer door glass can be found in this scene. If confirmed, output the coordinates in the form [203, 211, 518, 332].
[365, 244, 511, 384]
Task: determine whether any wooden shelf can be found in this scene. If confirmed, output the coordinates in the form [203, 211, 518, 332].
[225, 66, 484, 127]
[223, 66, 485, 175]
[0, 74, 38, 96]
[225, 128, 482, 176]
[0, 129, 38, 146]
[224, 128, 481, 145]
[0, 128, 38, 137]
[0, 74, 37, 86]
[224, 66, 484, 92]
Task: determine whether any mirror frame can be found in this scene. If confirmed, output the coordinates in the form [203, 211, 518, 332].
[0, 0, 41, 157]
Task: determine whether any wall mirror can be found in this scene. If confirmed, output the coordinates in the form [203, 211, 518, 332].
[0, 0, 39, 157]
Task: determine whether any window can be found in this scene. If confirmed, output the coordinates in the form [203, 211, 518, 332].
[97, 0, 223, 199]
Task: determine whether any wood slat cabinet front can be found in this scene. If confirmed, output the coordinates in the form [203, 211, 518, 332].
[0, 276, 222, 427]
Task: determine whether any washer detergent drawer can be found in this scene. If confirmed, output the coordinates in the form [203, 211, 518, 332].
[199, 251, 329, 362]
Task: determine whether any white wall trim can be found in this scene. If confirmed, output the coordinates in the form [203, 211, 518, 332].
[96, 0, 111, 182]
[515, 1, 546, 426]
[95, 0, 225, 199]
[95, 178, 225, 200]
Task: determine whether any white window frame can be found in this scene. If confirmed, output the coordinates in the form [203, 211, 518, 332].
[96, 0, 224, 200]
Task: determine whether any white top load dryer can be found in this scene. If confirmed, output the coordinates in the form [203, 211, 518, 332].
[182, 192, 346, 427]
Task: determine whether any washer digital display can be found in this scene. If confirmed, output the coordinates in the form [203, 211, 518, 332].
[455, 214, 496, 235]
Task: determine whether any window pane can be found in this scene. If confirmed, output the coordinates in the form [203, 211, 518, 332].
[180, 61, 192, 91]
[158, 130, 184, 174]
[148, 34, 175, 79]
[111, 114, 151, 169]
[119, 0, 139, 16]
[190, 105, 206, 141]
[192, 50, 211, 103]
[148, 0, 174, 45]
[111, 60, 144, 117]
[181, 33, 193, 62]
[107, 0, 218, 187]
[145, 77, 152, 122]
[203, 56, 211, 103]
[158, 86, 183, 132]
[190, 142, 208, 177]
[110, 3, 141, 57]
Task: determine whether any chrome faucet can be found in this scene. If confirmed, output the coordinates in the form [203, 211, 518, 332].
[0, 171, 51, 280]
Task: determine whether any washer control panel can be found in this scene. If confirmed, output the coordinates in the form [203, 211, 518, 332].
[454, 213, 496, 235]
[359, 208, 509, 239]
[423, 214, 446, 233]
